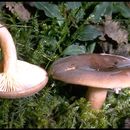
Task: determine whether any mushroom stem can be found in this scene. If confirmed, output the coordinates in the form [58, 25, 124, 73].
[0, 24, 17, 74]
[85, 87, 108, 109]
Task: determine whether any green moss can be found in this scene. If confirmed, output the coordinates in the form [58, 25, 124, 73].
[0, 2, 129, 128]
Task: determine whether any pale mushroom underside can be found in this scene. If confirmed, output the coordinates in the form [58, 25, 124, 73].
[0, 60, 48, 98]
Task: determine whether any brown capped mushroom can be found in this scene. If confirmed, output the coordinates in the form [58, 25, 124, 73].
[0, 24, 48, 98]
[49, 53, 130, 109]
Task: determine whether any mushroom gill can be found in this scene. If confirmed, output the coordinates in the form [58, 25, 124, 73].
[0, 23, 48, 98]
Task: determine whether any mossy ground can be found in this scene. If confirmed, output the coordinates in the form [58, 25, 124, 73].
[0, 2, 129, 128]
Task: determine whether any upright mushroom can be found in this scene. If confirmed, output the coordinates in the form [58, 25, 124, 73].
[0, 24, 48, 98]
[49, 53, 130, 109]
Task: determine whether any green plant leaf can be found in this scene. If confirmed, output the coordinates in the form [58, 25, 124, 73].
[65, 2, 85, 23]
[75, 8, 85, 22]
[114, 2, 130, 18]
[31, 2, 64, 25]
[63, 44, 86, 56]
[86, 42, 96, 53]
[77, 25, 103, 41]
[88, 2, 113, 22]
[66, 2, 82, 10]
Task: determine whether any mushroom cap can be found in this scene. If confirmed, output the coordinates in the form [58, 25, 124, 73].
[49, 53, 130, 89]
[0, 60, 48, 98]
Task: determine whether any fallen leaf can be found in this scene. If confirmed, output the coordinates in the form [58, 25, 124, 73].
[103, 15, 128, 44]
[5, 2, 30, 22]
[97, 16, 130, 56]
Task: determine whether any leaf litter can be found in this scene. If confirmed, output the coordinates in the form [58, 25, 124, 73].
[5, 2, 31, 22]
[98, 15, 130, 56]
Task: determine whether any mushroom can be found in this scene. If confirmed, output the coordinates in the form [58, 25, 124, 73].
[0, 24, 48, 98]
[49, 53, 130, 109]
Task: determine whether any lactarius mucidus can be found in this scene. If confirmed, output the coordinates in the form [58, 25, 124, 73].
[0, 24, 48, 98]
[49, 53, 130, 109]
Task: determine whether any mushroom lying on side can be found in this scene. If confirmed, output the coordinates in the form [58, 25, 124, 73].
[0, 24, 48, 98]
[49, 53, 130, 109]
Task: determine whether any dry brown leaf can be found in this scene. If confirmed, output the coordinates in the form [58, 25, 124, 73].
[112, 44, 130, 56]
[104, 15, 128, 44]
[5, 2, 30, 22]
[97, 16, 130, 56]
[123, 118, 130, 128]
[98, 40, 130, 56]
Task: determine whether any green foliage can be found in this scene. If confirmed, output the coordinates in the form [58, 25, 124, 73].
[0, 1, 129, 128]
[77, 25, 103, 41]
[88, 2, 113, 23]
[63, 44, 86, 56]
[30, 2, 64, 26]
[113, 2, 130, 18]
